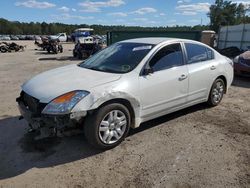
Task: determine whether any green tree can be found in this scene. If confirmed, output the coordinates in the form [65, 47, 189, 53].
[208, 0, 250, 32]
[0, 17, 210, 36]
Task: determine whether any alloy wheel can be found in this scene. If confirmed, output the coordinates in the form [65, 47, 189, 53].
[212, 81, 224, 104]
[98, 110, 127, 144]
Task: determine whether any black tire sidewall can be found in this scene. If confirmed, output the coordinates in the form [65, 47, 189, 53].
[84, 103, 131, 150]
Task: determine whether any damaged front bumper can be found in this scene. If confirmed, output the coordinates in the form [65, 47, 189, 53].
[17, 97, 87, 139]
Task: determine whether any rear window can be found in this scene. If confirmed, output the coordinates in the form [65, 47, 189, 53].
[185, 43, 214, 64]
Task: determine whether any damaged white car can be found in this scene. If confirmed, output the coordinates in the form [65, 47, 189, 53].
[17, 38, 234, 149]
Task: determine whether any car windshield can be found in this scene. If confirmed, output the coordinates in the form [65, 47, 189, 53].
[78, 42, 154, 73]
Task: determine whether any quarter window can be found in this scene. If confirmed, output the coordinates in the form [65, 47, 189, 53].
[185, 43, 214, 64]
[149, 43, 184, 72]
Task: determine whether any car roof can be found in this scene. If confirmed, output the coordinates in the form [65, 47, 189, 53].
[119, 37, 196, 45]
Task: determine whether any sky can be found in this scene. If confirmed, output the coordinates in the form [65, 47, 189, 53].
[0, 0, 249, 27]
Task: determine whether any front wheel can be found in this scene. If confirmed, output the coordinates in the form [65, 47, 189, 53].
[207, 78, 225, 106]
[84, 103, 131, 150]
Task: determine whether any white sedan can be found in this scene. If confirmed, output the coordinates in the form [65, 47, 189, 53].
[17, 38, 234, 149]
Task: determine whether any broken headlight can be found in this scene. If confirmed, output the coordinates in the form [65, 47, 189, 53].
[42, 90, 89, 115]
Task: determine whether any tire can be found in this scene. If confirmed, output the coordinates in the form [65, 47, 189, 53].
[59, 46, 63, 53]
[77, 51, 83, 59]
[84, 103, 131, 150]
[207, 78, 225, 107]
[73, 50, 77, 57]
[53, 46, 58, 54]
[0, 46, 8, 53]
[47, 47, 51, 53]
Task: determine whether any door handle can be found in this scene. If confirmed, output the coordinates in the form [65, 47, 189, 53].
[179, 74, 188, 81]
[210, 65, 216, 70]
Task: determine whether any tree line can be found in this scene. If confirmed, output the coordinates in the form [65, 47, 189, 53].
[0, 18, 210, 35]
[0, 0, 249, 35]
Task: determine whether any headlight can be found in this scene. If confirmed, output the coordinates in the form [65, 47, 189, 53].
[42, 90, 89, 115]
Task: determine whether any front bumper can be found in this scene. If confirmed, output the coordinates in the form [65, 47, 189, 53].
[17, 98, 87, 139]
[18, 100, 41, 129]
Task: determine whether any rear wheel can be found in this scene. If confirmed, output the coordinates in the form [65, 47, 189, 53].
[207, 78, 225, 106]
[84, 103, 131, 150]
[77, 51, 83, 59]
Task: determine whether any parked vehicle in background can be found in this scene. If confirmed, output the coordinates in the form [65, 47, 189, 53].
[67, 35, 73, 42]
[0, 35, 11, 40]
[49, 33, 67, 42]
[35, 37, 49, 50]
[219, 46, 243, 58]
[35, 37, 63, 54]
[46, 39, 63, 54]
[25, 35, 35, 40]
[17, 35, 27, 40]
[101, 35, 107, 45]
[10, 35, 19, 40]
[17, 38, 234, 149]
[72, 28, 94, 43]
[73, 36, 102, 59]
[234, 50, 250, 77]
[34, 35, 41, 41]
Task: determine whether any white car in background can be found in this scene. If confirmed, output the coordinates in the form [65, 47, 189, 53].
[17, 38, 234, 149]
[49, 33, 67, 42]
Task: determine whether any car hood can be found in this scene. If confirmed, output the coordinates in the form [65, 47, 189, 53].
[22, 64, 121, 103]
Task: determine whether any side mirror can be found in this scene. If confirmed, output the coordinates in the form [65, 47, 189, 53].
[143, 67, 154, 75]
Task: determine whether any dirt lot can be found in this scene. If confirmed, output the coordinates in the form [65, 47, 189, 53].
[0, 41, 249, 188]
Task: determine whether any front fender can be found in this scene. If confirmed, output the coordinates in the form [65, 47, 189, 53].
[72, 91, 142, 128]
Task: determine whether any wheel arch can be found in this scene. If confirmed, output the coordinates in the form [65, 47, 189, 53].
[216, 75, 227, 93]
[97, 98, 136, 128]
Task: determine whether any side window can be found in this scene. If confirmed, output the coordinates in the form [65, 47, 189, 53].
[206, 47, 214, 60]
[149, 43, 183, 72]
[185, 43, 214, 64]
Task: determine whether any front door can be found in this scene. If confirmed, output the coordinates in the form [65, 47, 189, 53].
[139, 43, 189, 119]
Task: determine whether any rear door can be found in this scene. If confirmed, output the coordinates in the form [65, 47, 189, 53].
[184, 43, 218, 103]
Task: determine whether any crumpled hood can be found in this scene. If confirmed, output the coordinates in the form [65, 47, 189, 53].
[22, 64, 121, 103]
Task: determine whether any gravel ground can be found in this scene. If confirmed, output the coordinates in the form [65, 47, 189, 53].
[0, 41, 249, 188]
